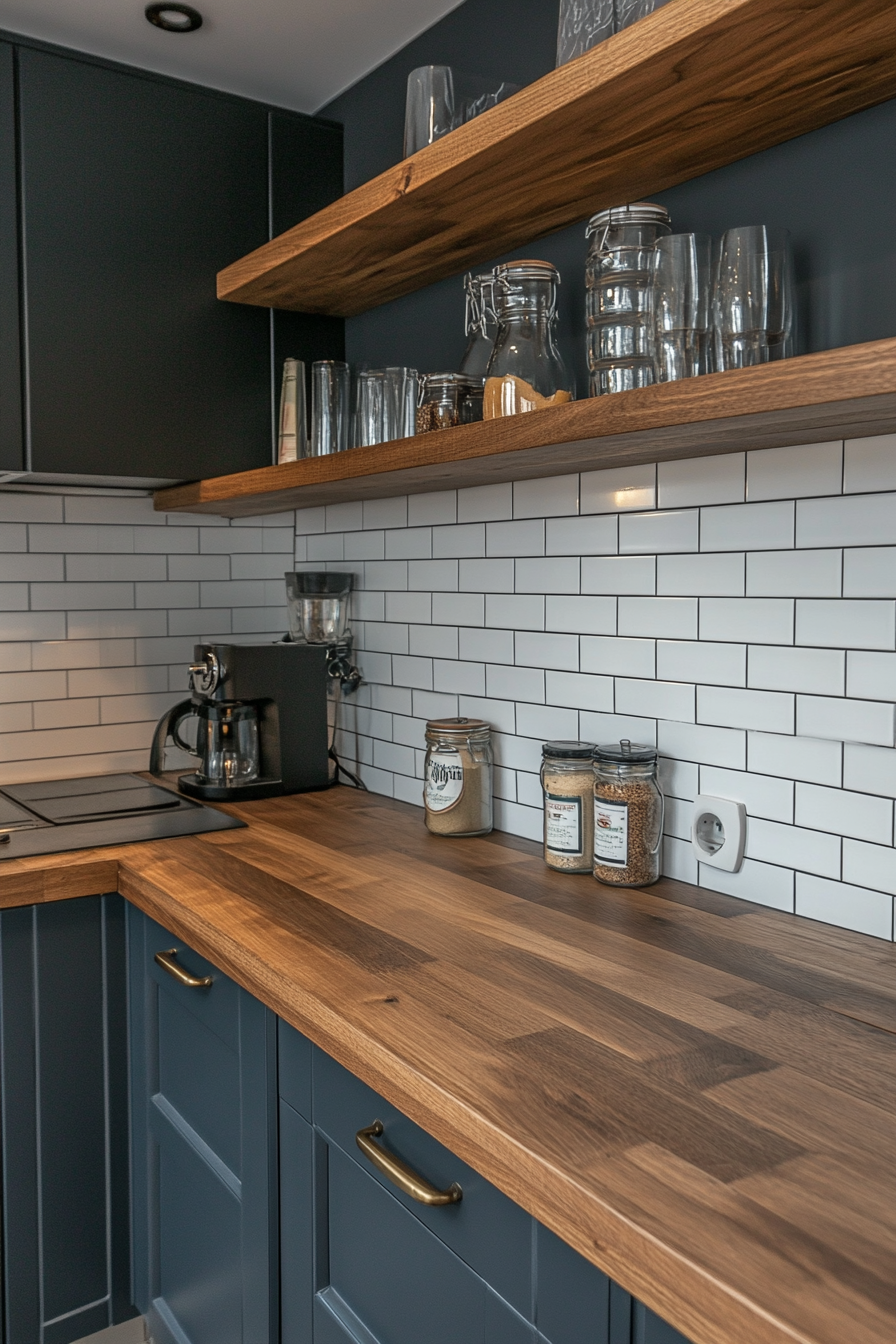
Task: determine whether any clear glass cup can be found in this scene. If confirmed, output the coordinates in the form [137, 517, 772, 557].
[404, 66, 455, 156]
[653, 232, 713, 382]
[383, 366, 419, 441]
[484, 261, 574, 417]
[556, 0, 615, 66]
[586, 202, 671, 395]
[311, 360, 350, 455]
[459, 272, 496, 380]
[277, 357, 307, 462]
[713, 225, 795, 370]
[352, 368, 385, 447]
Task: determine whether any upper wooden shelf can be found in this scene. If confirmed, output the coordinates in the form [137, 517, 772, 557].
[216, 0, 896, 317]
[155, 337, 896, 516]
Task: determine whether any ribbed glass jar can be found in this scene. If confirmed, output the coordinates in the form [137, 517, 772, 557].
[585, 203, 671, 396]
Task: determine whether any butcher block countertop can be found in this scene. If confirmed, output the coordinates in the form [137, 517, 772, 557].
[1, 786, 894, 1344]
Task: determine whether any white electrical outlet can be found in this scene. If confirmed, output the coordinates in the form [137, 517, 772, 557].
[690, 795, 746, 872]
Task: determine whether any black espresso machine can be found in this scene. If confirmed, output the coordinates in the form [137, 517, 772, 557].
[150, 641, 330, 801]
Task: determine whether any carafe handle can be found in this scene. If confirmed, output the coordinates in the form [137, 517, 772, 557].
[149, 699, 199, 775]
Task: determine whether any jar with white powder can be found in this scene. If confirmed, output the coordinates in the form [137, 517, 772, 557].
[423, 717, 493, 836]
[540, 741, 596, 872]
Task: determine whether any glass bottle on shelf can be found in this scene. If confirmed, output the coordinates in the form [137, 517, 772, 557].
[458, 272, 496, 380]
[483, 260, 574, 418]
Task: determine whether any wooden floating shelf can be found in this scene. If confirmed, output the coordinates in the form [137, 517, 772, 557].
[155, 338, 896, 517]
[216, 0, 896, 317]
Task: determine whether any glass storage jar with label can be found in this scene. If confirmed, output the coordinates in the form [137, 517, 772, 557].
[593, 741, 663, 886]
[541, 741, 596, 872]
[483, 260, 574, 418]
[424, 717, 493, 836]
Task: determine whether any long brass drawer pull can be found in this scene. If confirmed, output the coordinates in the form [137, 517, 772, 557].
[356, 1121, 462, 1206]
[154, 948, 213, 989]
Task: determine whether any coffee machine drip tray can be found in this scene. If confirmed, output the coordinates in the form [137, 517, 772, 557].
[0, 773, 244, 859]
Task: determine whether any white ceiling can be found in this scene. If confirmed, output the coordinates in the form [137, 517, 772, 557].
[0, 0, 464, 113]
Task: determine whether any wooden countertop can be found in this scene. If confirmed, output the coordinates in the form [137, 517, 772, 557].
[1, 787, 893, 1344]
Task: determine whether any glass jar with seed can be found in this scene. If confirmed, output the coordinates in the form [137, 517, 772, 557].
[593, 740, 664, 887]
[541, 740, 596, 872]
[423, 717, 493, 836]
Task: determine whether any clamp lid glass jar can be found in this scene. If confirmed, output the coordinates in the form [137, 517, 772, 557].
[424, 717, 493, 836]
[592, 739, 664, 887]
[484, 260, 574, 418]
[416, 373, 484, 433]
[541, 741, 596, 872]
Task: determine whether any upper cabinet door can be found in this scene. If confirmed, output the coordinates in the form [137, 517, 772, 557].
[0, 42, 23, 473]
[17, 49, 272, 481]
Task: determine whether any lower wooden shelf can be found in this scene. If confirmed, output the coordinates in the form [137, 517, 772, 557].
[154, 337, 896, 517]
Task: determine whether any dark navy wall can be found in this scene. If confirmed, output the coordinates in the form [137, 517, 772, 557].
[322, 0, 896, 392]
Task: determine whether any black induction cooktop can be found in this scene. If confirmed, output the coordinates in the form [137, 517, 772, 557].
[0, 772, 244, 859]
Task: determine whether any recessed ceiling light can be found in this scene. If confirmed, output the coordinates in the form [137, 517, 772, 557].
[145, 3, 203, 32]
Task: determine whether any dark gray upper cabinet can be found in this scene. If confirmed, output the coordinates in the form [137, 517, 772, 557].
[0, 41, 22, 473]
[15, 44, 343, 483]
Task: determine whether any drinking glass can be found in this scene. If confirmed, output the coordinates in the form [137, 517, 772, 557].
[653, 233, 713, 382]
[353, 368, 386, 447]
[556, 0, 614, 65]
[713, 226, 794, 370]
[404, 66, 454, 156]
[276, 357, 307, 462]
[383, 366, 419, 440]
[310, 360, 349, 456]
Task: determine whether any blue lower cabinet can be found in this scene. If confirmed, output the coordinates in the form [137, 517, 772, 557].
[128, 907, 277, 1344]
[535, 1224, 621, 1344]
[633, 1302, 692, 1344]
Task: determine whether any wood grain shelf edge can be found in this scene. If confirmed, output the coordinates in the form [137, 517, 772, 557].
[154, 338, 896, 517]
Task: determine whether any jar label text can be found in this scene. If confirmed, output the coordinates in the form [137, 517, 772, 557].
[545, 793, 583, 854]
[425, 749, 464, 812]
[594, 797, 628, 866]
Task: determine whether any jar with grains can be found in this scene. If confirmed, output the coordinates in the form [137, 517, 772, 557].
[593, 740, 664, 887]
[416, 373, 484, 433]
[423, 717, 493, 836]
[540, 741, 596, 872]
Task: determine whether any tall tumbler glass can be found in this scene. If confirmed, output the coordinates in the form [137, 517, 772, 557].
[353, 368, 386, 447]
[383, 367, 419, 440]
[713, 226, 795, 370]
[404, 66, 454, 156]
[653, 233, 713, 382]
[311, 360, 350, 456]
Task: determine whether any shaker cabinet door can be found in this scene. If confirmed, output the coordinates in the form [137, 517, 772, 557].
[128, 907, 276, 1344]
[0, 41, 22, 472]
[17, 47, 273, 482]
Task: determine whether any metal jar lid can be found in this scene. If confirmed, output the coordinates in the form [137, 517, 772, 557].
[542, 740, 596, 759]
[421, 372, 483, 394]
[594, 739, 657, 764]
[586, 202, 671, 236]
[425, 716, 491, 742]
[494, 259, 560, 284]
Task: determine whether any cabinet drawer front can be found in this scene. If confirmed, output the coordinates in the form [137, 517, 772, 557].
[145, 915, 239, 1052]
[313, 1047, 531, 1317]
[536, 1224, 612, 1344]
[278, 1018, 312, 1120]
[325, 1142, 533, 1344]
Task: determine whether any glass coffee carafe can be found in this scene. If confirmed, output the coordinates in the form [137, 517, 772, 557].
[167, 700, 260, 788]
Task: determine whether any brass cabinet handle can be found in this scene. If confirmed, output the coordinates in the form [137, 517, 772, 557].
[355, 1121, 462, 1206]
[154, 948, 213, 989]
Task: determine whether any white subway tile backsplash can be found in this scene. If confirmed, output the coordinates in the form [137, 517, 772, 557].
[545, 515, 616, 556]
[663, 795, 692, 840]
[842, 547, 896, 597]
[746, 816, 840, 877]
[432, 524, 485, 558]
[459, 695, 516, 734]
[515, 630, 578, 670]
[432, 592, 483, 626]
[0, 670, 65, 703]
[457, 483, 513, 523]
[486, 663, 544, 703]
[407, 491, 457, 526]
[409, 624, 457, 659]
[698, 685, 793, 733]
[658, 453, 744, 508]
[363, 497, 408, 530]
[344, 531, 385, 561]
[656, 640, 746, 687]
[0, 584, 28, 610]
[796, 493, 896, 548]
[353, 591, 386, 621]
[492, 732, 541, 772]
[842, 838, 896, 897]
[796, 782, 892, 844]
[514, 475, 579, 518]
[364, 561, 408, 591]
[658, 755, 698, 800]
[487, 518, 545, 557]
[700, 857, 795, 912]
[846, 650, 896, 700]
[408, 559, 458, 591]
[486, 593, 545, 630]
[515, 556, 580, 594]
[616, 677, 695, 722]
[747, 441, 843, 501]
[414, 689, 458, 720]
[700, 500, 794, 552]
[746, 549, 841, 597]
[581, 463, 655, 514]
[386, 592, 431, 624]
[0, 555, 64, 581]
[546, 595, 616, 635]
[657, 552, 744, 596]
[515, 772, 542, 810]
[582, 555, 655, 595]
[747, 645, 844, 695]
[619, 509, 698, 555]
[433, 659, 485, 695]
[699, 765, 794, 823]
[386, 528, 432, 560]
[516, 702, 578, 741]
[796, 599, 895, 650]
[748, 731, 842, 785]
[843, 742, 896, 797]
[545, 670, 613, 712]
[459, 627, 514, 664]
[307, 532, 344, 561]
[582, 635, 654, 678]
[364, 623, 409, 655]
[699, 598, 793, 645]
[657, 720, 745, 769]
[663, 836, 699, 883]
[459, 558, 514, 592]
[843, 433, 896, 494]
[325, 501, 363, 533]
[795, 874, 893, 940]
[392, 655, 433, 690]
[796, 695, 895, 747]
[619, 597, 698, 640]
[582, 710, 656, 747]
[0, 492, 62, 522]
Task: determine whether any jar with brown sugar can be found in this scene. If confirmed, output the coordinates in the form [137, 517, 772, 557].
[423, 717, 493, 836]
[593, 740, 664, 887]
[541, 741, 595, 872]
[483, 261, 574, 417]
